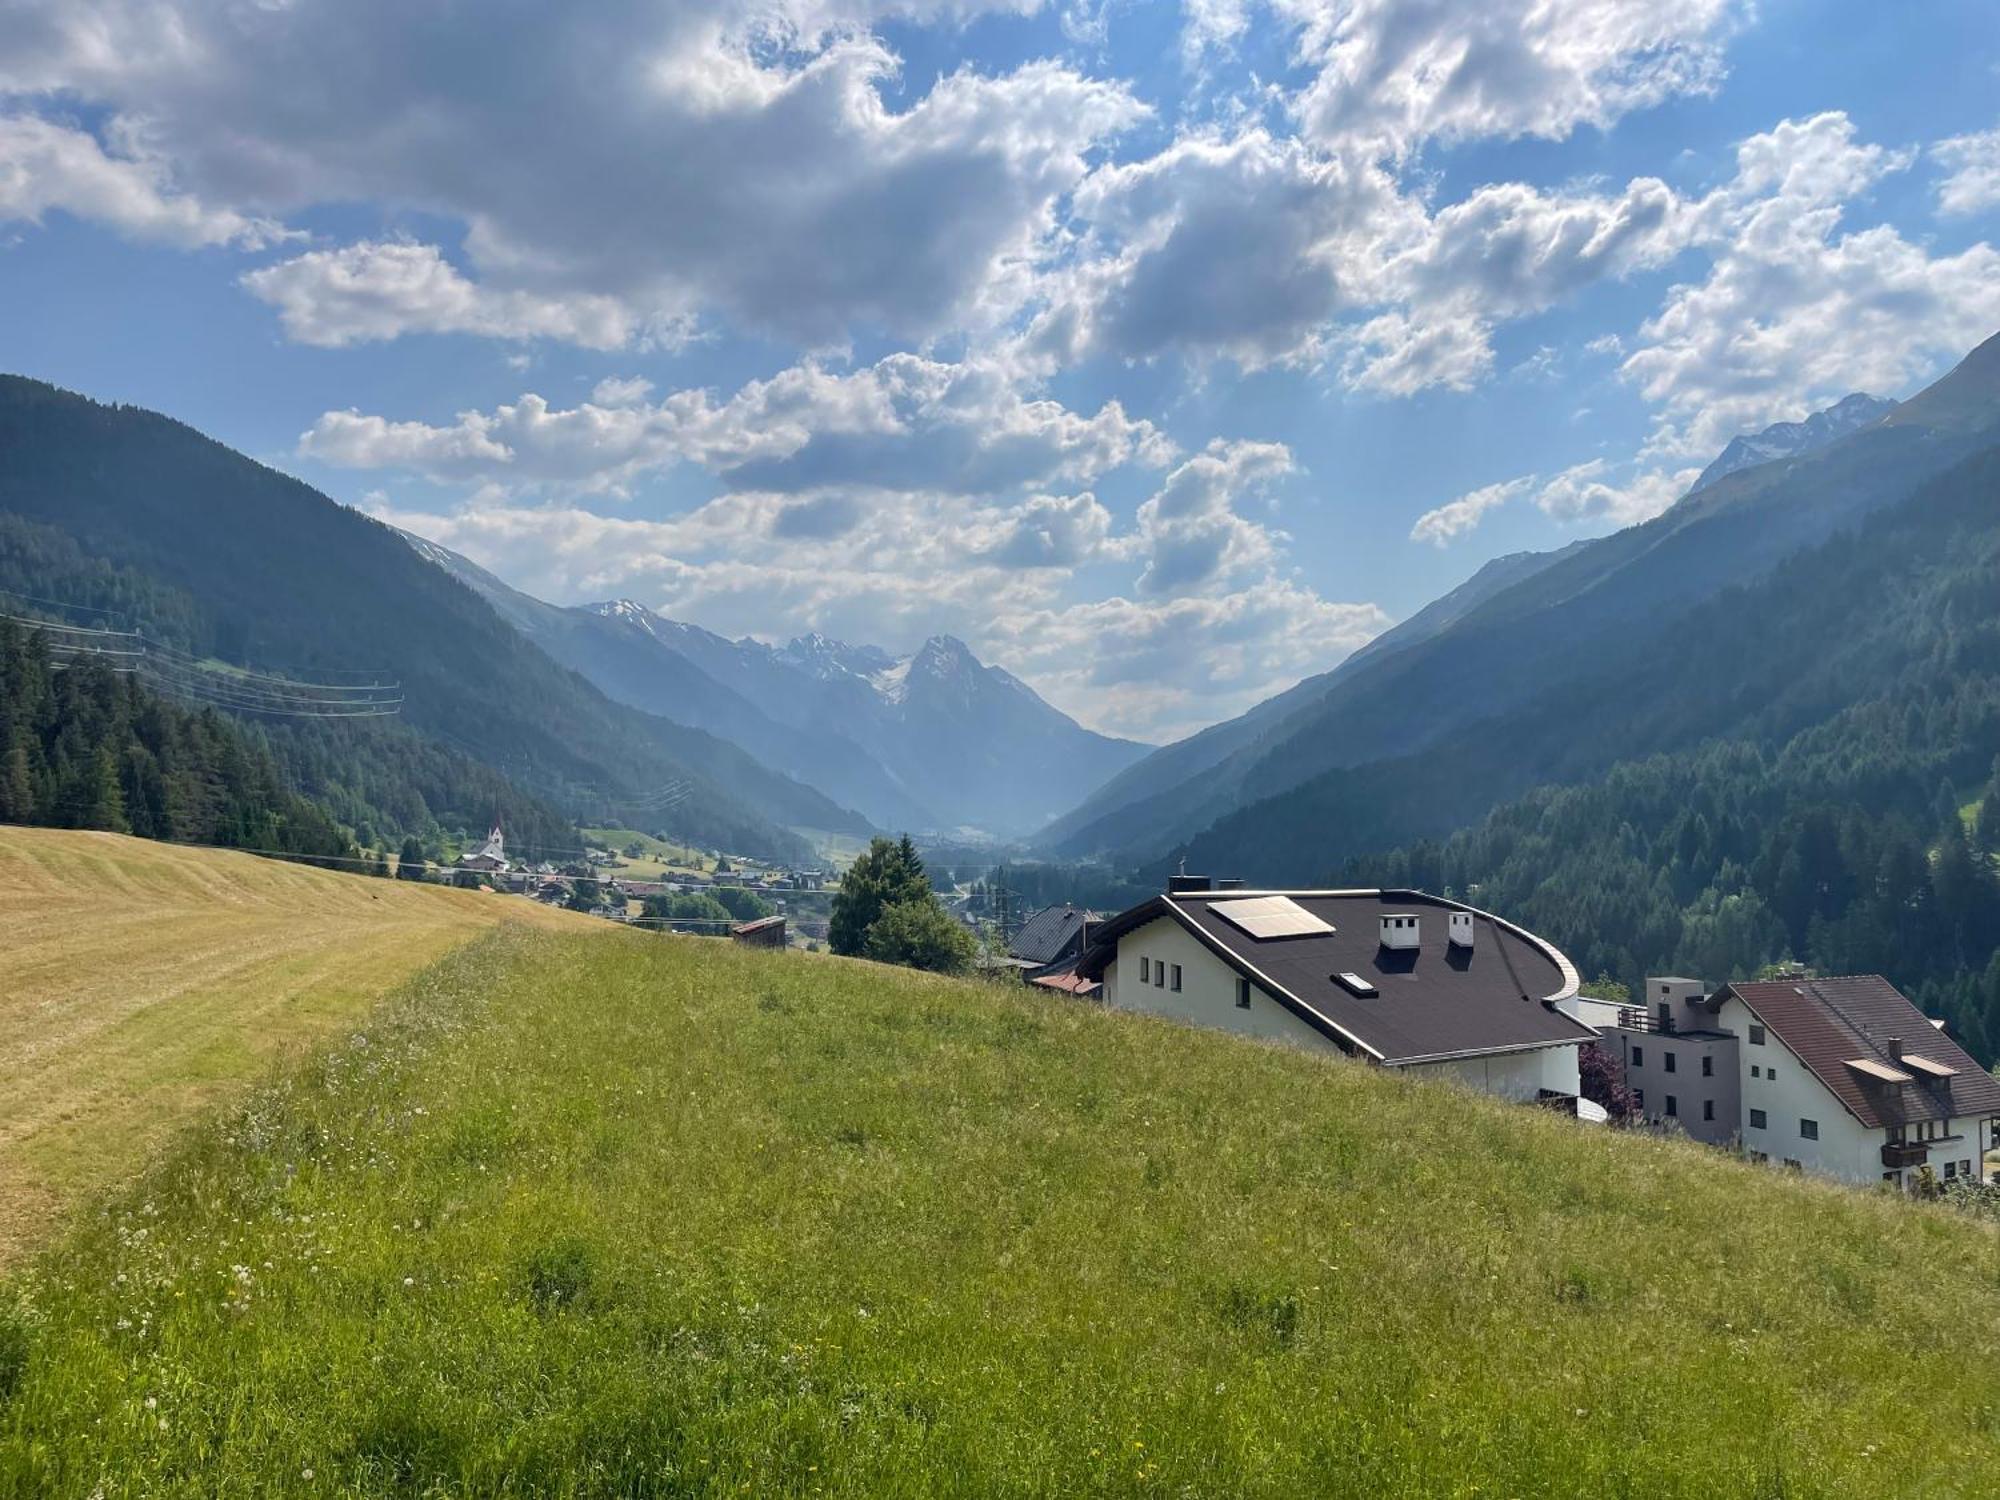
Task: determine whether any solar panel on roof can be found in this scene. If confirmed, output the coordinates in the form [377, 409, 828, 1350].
[1210, 895, 1334, 940]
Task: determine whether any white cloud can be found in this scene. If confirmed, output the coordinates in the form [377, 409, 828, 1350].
[301, 351, 1173, 498]
[1933, 127, 2000, 218]
[1619, 112, 2000, 459]
[0, 2, 1141, 347]
[591, 376, 656, 407]
[1530, 460, 1697, 526]
[241, 241, 640, 349]
[1278, 0, 1738, 161]
[1132, 439, 1294, 595]
[1409, 475, 1534, 546]
[0, 112, 287, 248]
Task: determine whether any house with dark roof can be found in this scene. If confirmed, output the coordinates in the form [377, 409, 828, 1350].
[1580, 974, 2000, 1188]
[1076, 878, 1595, 1103]
[1006, 904, 1093, 977]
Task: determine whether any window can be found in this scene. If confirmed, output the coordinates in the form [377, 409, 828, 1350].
[1664, 1052, 1677, 1074]
[1235, 977, 1251, 1010]
[1749, 1108, 1767, 1129]
[1944, 1160, 1958, 1180]
[1767, 1066, 1775, 1079]
[1703, 1100, 1715, 1122]
[1782, 1159, 1802, 1172]
[1799, 1118, 1819, 1141]
[1883, 1171, 1900, 1185]
[1154, 962, 1165, 989]
[1701, 1055, 1714, 1078]
[1633, 1089, 1644, 1109]
[1170, 963, 1182, 993]
[1139, 957, 1150, 983]
[1665, 1095, 1678, 1118]
[1631, 1046, 1644, 1068]
[1963, 1159, 1975, 1179]
[1750, 1064, 1760, 1078]
[1750, 1150, 1769, 1164]
[1749, 1024, 1766, 1046]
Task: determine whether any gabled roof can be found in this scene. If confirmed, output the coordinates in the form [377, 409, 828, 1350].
[1714, 977, 2000, 1130]
[1008, 904, 1091, 967]
[1079, 888, 1592, 1066]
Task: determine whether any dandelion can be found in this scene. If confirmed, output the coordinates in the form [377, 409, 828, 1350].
[144, 1396, 157, 1411]
[302, 1468, 315, 1480]
[403, 1277, 415, 1287]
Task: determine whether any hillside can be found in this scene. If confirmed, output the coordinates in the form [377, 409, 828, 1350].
[0, 826, 591, 1268]
[1187, 439, 2000, 881]
[5, 926, 2000, 1494]
[0, 376, 858, 861]
[1326, 443, 2000, 1057]
[1048, 339, 2000, 866]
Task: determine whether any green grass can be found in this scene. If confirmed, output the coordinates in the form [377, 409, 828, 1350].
[6, 929, 2000, 1496]
[582, 827, 714, 880]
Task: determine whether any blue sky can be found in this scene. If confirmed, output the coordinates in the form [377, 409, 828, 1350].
[2, 0, 1997, 741]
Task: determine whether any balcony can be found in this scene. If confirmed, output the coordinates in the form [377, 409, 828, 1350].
[1881, 1140, 1929, 1169]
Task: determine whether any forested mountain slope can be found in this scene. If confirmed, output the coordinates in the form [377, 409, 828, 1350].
[1044, 540, 1588, 850]
[1216, 445, 2000, 1057]
[1058, 331, 2000, 866]
[0, 377, 855, 860]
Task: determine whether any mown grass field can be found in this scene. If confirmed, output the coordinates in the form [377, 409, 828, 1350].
[6, 923, 2000, 1497]
[0, 828, 589, 1268]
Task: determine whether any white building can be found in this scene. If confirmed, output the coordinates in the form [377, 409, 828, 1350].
[1583, 974, 2000, 1189]
[456, 823, 507, 873]
[1076, 880, 1596, 1104]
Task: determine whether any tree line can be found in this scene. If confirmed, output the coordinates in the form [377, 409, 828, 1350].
[0, 619, 353, 862]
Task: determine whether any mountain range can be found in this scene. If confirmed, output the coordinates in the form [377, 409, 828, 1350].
[0, 376, 867, 862]
[406, 536, 1147, 838]
[1044, 336, 2000, 880]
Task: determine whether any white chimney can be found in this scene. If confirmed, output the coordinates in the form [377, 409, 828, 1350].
[1379, 913, 1420, 951]
[1448, 910, 1474, 948]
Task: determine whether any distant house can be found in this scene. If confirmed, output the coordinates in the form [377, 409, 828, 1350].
[1007, 904, 1093, 979]
[1581, 975, 2000, 1188]
[457, 823, 508, 873]
[731, 914, 787, 949]
[1077, 878, 1594, 1104]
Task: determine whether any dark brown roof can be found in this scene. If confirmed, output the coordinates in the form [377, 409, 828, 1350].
[1080, 889, 1592, 1066]
[1719, 977, 2000, 1129]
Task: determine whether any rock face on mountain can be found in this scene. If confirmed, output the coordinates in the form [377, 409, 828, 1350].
[580, 611, 1152, 840]
[1690, 393, 1896, 493]
[408, 534, 1148, 837]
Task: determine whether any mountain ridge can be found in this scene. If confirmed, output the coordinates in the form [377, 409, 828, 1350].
[1044, 343, 2000, 869]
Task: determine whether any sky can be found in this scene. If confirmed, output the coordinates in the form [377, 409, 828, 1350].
[2, 1, 1998, 744]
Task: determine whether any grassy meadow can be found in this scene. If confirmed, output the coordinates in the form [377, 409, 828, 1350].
[5, 921, 2000, 1496]
[0, 828, 588, 1268]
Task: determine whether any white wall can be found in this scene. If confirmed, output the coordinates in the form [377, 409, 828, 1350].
[1716, 995, 1883, 1183]
[1403, 1044, 1581, 1102]
[1107, 915, 1342, 1056]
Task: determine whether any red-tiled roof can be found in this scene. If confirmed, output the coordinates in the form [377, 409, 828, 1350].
[1720, 977, 2000, 1129]
[1029, 966, 1101, 997]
